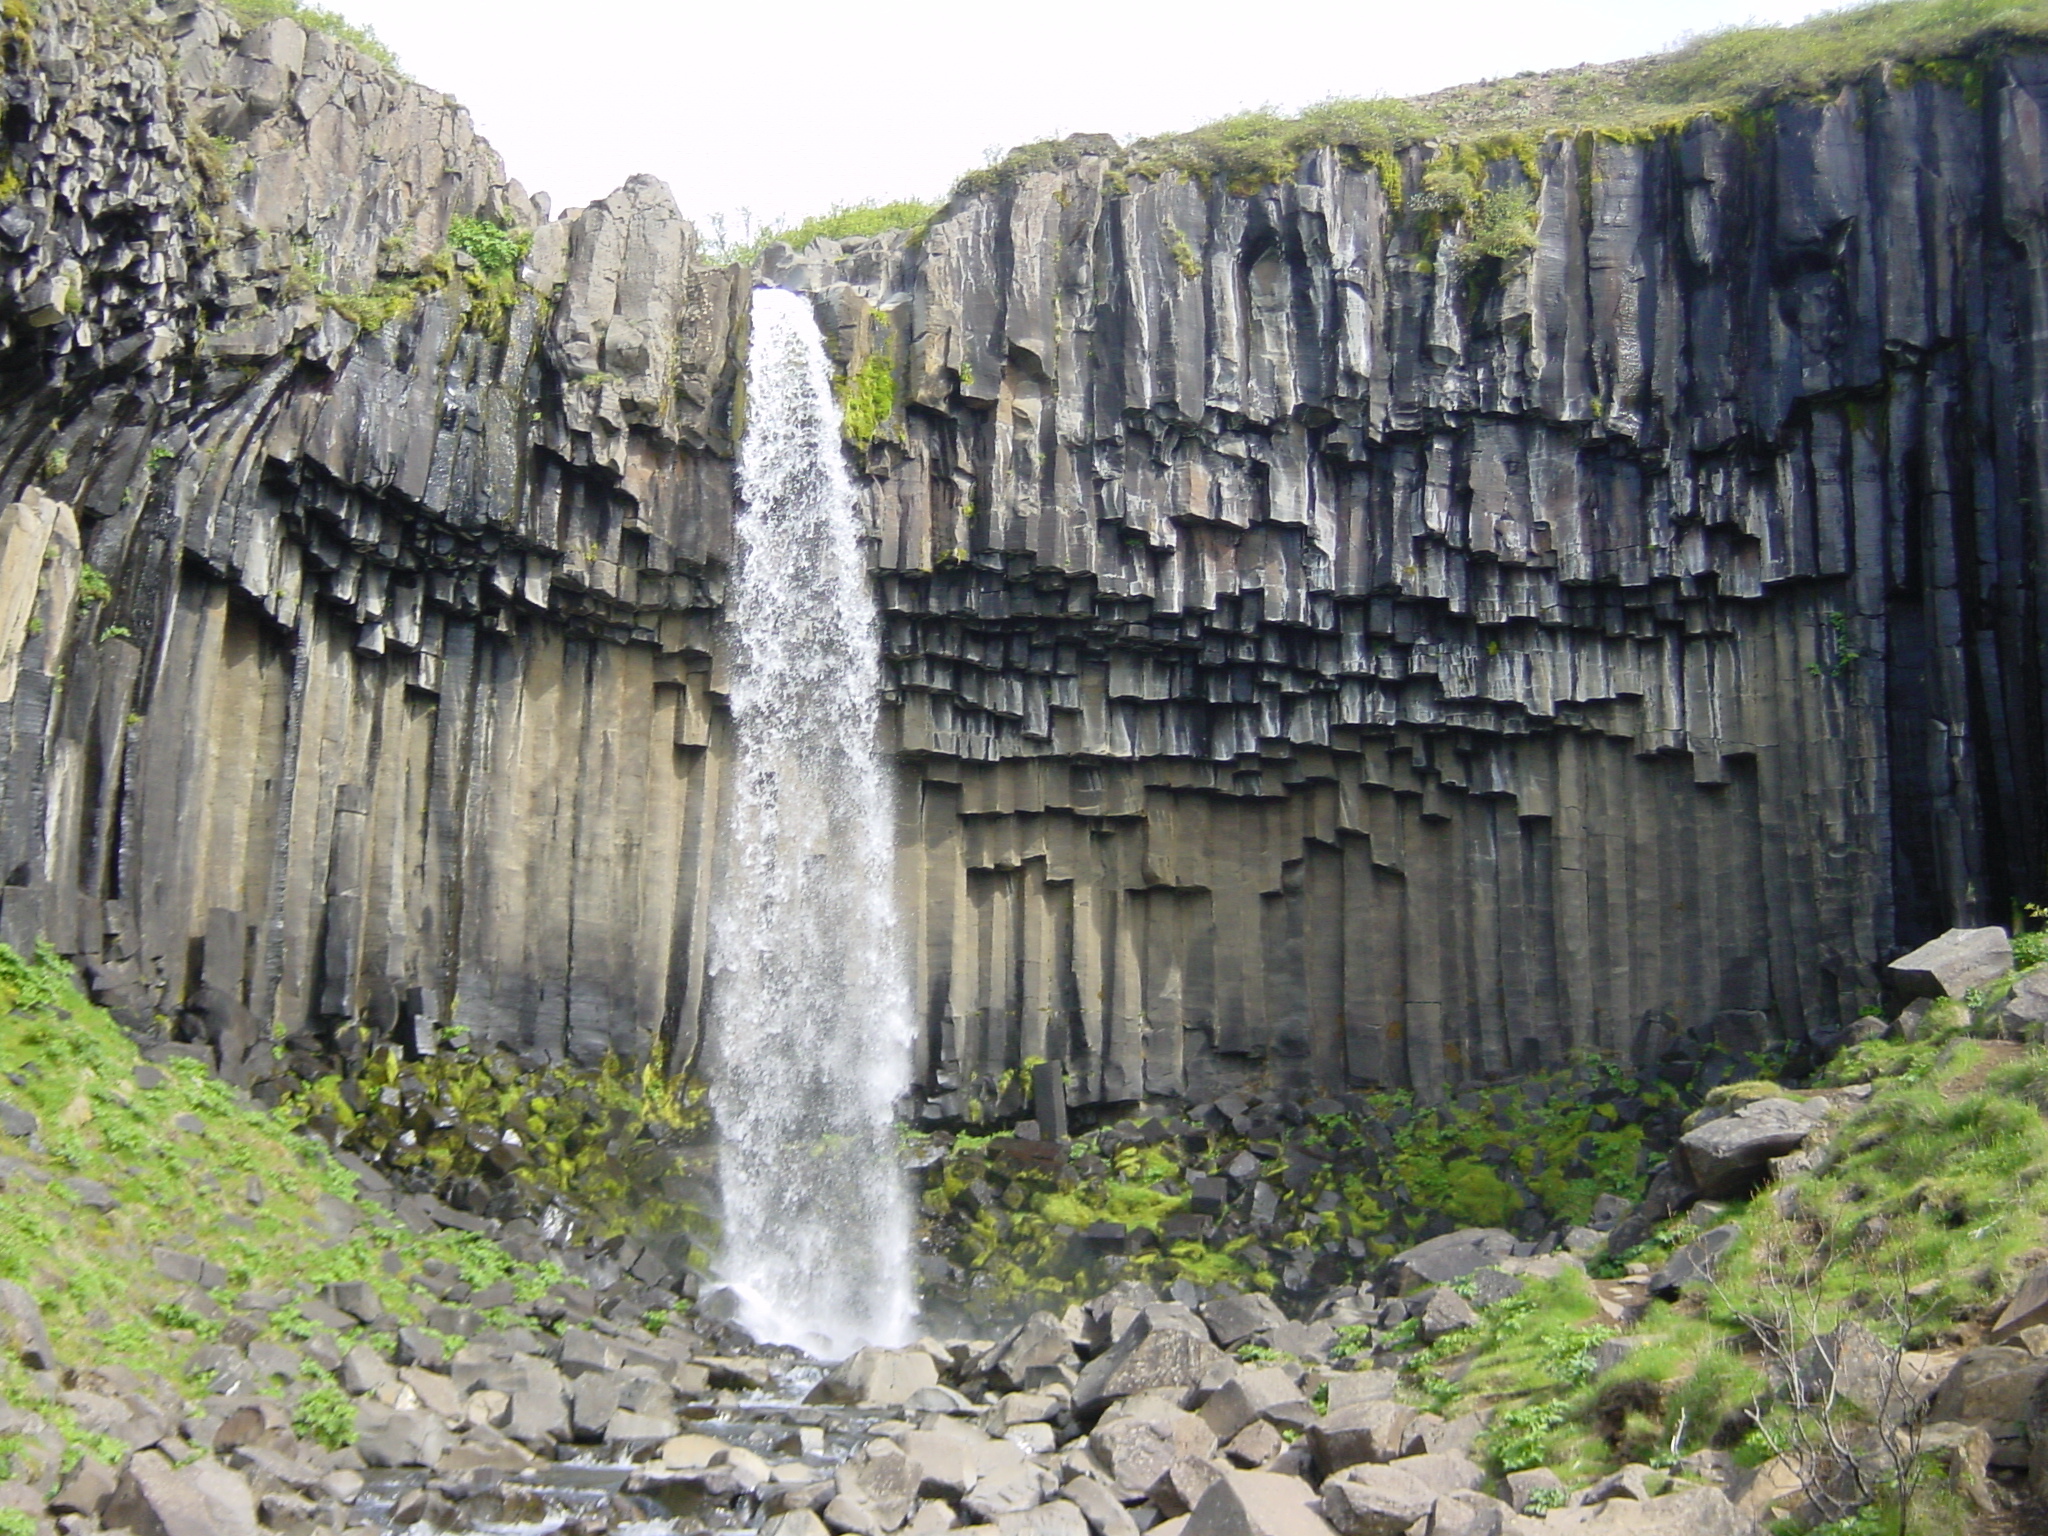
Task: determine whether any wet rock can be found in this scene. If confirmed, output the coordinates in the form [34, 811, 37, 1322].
[814, 1347, 941, 1407]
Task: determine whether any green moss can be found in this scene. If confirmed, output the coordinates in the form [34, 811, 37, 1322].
[835, 353, 897, 447]
[290, 1382, 356, 1449]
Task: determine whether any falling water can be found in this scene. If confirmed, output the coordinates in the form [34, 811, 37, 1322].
[707, 287, 916, 1357]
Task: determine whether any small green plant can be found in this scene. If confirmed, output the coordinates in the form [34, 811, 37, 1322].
[0, 1507, 35, 1536]
[39, 445, 67, 480]
[98, 625, 131, 643]
[447, 216, 530, 277]
[1487, 1400, 1572, 1472]
[75, 564, 110, 606]
[835, 354, 896, 448]
[1169, 228, 1201, 279]
[1525, 1486, 1568, 1514]
[1809, 610, 1865, 678]
[147, 445, 176, 467]
[290, 1382, 357, 1449]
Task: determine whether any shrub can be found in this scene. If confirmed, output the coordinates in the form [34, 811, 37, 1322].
[446, 217, 530, 278]
[291, 1383, 357, 1449]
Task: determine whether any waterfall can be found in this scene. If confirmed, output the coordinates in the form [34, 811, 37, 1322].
[706, 286, 916, 1357]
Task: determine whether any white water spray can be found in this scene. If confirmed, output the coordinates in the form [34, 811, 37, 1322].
[707, 287, 916, 1357]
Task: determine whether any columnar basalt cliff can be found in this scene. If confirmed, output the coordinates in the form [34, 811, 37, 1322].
[0, 0, 2040, 1110]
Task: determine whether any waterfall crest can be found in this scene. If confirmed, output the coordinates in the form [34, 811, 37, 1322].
[707, 287, 915, 1357]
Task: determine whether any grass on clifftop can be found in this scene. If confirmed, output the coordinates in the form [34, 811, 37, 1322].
[221, 0, 397, 72]
[714, 199, 943, 265]
[0, 945, 557, 1461]
[961, 0, 2048, 197]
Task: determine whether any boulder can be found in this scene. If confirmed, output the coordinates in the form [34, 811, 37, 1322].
[354, 1405, 453, 1468]
[1500, 1485, 1761, 1533]
[1309, 1401, 1415, 1474]
[1318, 1464, 1434, 1535]
[998, 1501, 1092, 1536]
[1885, 926, 2013, 1001]
[981, 1312, 1081, 1391]
[1387, 1453, 1485, 1495]
[1419, 1290, 1479, 1343]
[1389, 1231, 1518, 1292]
[0, 1280, 55, 1370]
[1199, 1367, 1305, 1442]
[1073, 1313, 1228, 1414]
[832, 1447, 924, 1532]
[899, 1429, 979, 1499]
[1089, 1402, 1217, 1500]
[1647, 1224, 1742, 1299]
[1151, 1455, 1226, 1517]
[1505, 1469, 1565, 1513]
[1792, 1322, 1945, 1426]
[1202, 1294, 1288, 1348]
[1064, 1473, 1142, 1536]
[1678, 1100, 1827, 1198]
[1994, 1262, 2048, 1341]
[816, 1346, 942, 1406]
[102, 1450, 259, 1536]
[1425, 1492, 1516, 1535]
[1183, 1471, 1336, 1536]
[1927, 1345, 2048, 1424]
[2000, 969, 2048, 1033]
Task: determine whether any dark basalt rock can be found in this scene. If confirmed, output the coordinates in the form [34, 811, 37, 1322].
[0, 0, 2039, 1113]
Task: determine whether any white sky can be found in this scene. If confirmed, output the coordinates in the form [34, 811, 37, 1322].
[329, 0, 1846, 238]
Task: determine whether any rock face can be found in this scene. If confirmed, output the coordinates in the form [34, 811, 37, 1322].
[0, 0, 2043, 1102]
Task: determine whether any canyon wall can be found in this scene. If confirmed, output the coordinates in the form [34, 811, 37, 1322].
[0, 0, 2040, 1108]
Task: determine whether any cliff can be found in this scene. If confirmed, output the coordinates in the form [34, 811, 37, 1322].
[0, 0, 2040, 1110]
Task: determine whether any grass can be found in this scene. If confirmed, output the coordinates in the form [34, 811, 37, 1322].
[715, 199, 942, 265]
[1388, 1004, 2048, 1523]
[960, 0, 2048, 204]
[0, 944, 562, 1462]
[221, 0, 397, 72]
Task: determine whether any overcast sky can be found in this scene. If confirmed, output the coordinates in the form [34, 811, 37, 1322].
[328, 0, 1846, 239]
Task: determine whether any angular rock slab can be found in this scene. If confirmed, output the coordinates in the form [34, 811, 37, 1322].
[1073, 1315, 1227, 1414]
[1319, 1464, 1434, 1535]
[1389, 1231, 1518, 1291]
[1502, 1484, 1762, 1533]
[1184, 1471, 1337, 1536]
[1885, 927, 2013, 1001]
[1679, 1100, 1827, 1198]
